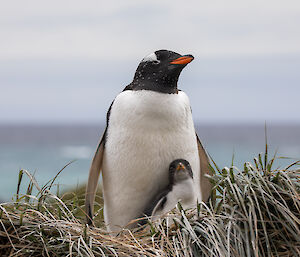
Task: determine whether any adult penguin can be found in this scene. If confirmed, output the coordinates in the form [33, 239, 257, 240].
[85, 50, 211, 231]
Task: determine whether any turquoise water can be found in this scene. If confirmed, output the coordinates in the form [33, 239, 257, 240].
[0, 124, 299, 201]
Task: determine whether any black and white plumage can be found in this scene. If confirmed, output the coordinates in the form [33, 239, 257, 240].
[143, 159, 196, 220]
[85, 50, 212, 231]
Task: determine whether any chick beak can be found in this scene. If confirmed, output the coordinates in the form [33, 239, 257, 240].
[176, 162, 186, 171]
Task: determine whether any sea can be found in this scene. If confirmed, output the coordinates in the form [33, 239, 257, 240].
[0, 123, 299, 202]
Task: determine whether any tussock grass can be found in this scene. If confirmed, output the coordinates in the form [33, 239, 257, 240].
[0, 144, 299, 256]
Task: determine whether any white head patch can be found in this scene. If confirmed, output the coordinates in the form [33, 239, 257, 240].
[142, 52, 159, 63]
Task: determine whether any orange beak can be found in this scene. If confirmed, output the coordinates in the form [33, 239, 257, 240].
[170, 55, 194, 65]
[176, 163, 186, 171]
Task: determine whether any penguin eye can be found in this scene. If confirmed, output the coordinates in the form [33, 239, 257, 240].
[152, 60, 160, 65]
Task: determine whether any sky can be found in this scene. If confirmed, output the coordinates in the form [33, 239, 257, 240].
[1, 0, 300, 124]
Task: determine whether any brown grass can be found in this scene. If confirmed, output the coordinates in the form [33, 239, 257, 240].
[0, 145, 299, 256]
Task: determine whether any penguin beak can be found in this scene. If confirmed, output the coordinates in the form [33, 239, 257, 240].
[170, 55, 194, 65]
[176, 163, 186, 171]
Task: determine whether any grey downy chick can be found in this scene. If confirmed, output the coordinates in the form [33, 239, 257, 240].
[143, 159, 197, 222]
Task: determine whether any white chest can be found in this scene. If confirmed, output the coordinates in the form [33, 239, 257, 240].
[102, 90, 199, 230]
[152, 178, 197, 218]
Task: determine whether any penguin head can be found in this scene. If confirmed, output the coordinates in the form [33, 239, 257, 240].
[169, 159, 193, 185]
[129, 50, 194, 94]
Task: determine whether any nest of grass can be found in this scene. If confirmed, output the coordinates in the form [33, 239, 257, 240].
[0, 144, 299, 256]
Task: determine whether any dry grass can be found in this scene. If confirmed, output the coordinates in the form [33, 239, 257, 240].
[0, 143, 299, 256]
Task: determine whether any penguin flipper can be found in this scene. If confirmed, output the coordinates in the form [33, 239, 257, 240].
[151, 196, 168, 217]
[196, 134, 212, 202]
[85, 134, 105, 225]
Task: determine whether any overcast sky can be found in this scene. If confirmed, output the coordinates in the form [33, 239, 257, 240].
[1, 0, 300, 124]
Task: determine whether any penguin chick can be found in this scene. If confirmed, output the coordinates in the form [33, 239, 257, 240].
[143, 159, 197, 220]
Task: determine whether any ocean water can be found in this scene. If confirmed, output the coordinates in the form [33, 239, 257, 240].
[0, 124, 299, 202]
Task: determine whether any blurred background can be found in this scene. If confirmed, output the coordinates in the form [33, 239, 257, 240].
[1, 0, 299, 201]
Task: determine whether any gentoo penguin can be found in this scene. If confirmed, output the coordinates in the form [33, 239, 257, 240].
[85, 50, 212, 231]
[143, 159, 196, 220]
